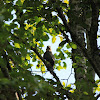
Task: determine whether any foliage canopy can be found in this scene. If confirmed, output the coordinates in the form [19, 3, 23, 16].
[0, 0, 100, 100]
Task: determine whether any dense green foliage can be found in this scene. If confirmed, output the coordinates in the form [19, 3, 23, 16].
[0, 0, 100, 100]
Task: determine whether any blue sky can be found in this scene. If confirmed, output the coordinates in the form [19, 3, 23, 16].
[31, 34, 75, 87]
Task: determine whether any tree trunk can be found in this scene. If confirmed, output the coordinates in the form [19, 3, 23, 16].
[69, 0, 95, 99]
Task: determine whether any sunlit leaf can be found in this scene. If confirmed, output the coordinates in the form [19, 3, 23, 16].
[33, 26, 36, 31]
[14, 43, 20, 48]
[59, 31, 61, 35]
[49, 28, 53, 33]
[67, 84, 71, 87]
[64, 0, 69, 4]
[9, 60, 14, 68]
[97, 35, 100, 38]
[36, 42, 40, 46]
[67, 18, 69, 23]
[58, 60, 61, 64]
[5, 0, 11, 3]
[69, 89, 75, 93]
[59, 36, 63, 42]
[26, 54, 30, 60]
[24, 61, 28, 66]
[62, 82, 66, 87]
[31, 27, 36, 35]
[57, 66, 63, 71]
[41, 66, 46, 73]
[20, 0, 25, 4]
[96, 84, 100, 91]
[52, 36, 56, 43]
[36, 64, 41, 69]
[21, 57, 25, 61]
[25, 24, 33, 30]
[95, 80, 100, 84]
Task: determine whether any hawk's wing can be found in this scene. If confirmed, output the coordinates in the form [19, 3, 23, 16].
[43, 51, 55, 66]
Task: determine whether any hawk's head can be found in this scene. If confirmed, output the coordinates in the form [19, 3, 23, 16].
[46, 46, 51, 51]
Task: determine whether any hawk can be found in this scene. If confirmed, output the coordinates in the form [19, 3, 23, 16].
[43, 46, 55, 68]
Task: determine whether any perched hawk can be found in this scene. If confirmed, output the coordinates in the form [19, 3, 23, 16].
[43, 46, 55, 67]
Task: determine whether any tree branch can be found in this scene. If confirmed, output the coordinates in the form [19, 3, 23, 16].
[31, 47, 71, 99]
[87, 0, 99, 54]
[55, 3, 100, 78]
[0, 66, 11, 79]
[96, 93, 100, 100]
[12, 34, 63, 84]
[31, 47, 61, 83]
[0, 51, 19, 100]
[0, 50, 11, 79]
[11, 34, 71, 99]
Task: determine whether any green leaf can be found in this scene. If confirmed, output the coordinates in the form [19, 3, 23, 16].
[64, 0, 69, 4]
[34, 16, 41, 24]
[96, 84, 100, 92]
[41, 66, 46, 73]
[83, 92, 88, 95]
[26, 54, 30, 60]
[57, 66, 63, 71]
[66, 43, 71, 49]
[62, 82, 66, 87]
[58, 51, 66, 60]
[63, 62, 67, 69]
[52, 36, 56, 43]
[72, 63, 78, 68]
[14, 43, 20, 48]
[70, 42, 77, 49]
[67, 84, 71, 87]
[95, 80, 100, 84]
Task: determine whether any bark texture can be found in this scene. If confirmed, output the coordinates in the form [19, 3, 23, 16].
[69, 0, 96, 99]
